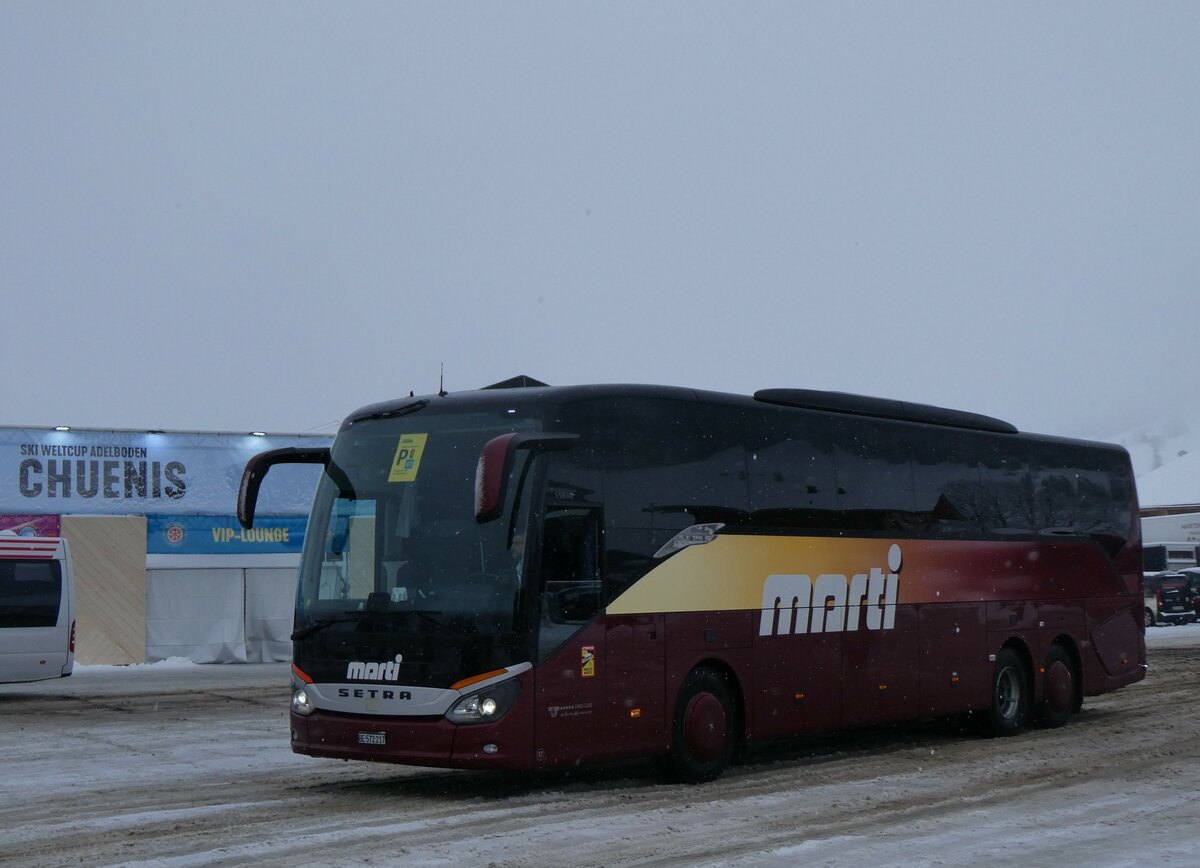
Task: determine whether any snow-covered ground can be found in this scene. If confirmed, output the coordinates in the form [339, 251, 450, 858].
[1143, 619, 1200, 647]
[2, 628, 1199, 866]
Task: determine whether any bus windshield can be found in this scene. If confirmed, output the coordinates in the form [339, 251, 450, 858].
[296, 408, 542, 688]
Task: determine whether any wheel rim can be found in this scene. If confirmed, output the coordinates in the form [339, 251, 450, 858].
[1045, 659, 1073, 717]
[995, 665, 1021, 721]
[683, 691, 727, 763]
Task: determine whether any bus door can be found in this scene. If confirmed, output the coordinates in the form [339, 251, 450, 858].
[533, 506, 611, 766]
[604, 611, 665, 755]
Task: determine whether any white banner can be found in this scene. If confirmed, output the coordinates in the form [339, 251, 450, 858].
[1, 427, 330, 516]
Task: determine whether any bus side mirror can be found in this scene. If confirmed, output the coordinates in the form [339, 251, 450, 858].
[474, 433, 579, 523]
[238, 446, 331, 529]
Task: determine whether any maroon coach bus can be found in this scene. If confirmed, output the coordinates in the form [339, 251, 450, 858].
[239, 380, 1144, 782]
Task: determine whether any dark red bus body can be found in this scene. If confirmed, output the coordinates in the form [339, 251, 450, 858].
[289, 536, 1144, 772]
[267, 382, 1144, 777]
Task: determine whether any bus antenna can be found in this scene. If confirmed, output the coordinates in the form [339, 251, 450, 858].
[438, 363, 447, 397]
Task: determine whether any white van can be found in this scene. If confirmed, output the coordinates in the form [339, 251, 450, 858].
[0, 536, 75, 683]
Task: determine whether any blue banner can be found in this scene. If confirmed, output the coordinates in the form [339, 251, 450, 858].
[148, 514, 310, 555]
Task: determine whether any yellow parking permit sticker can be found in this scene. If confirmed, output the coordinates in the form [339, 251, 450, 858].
[388, 434, 428, 482]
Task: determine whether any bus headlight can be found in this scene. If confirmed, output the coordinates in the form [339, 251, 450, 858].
[446, 678, 520, 724]
[292, 687, 316, 716]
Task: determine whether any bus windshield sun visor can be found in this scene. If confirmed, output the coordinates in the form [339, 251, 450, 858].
[474, 432, 580, 523]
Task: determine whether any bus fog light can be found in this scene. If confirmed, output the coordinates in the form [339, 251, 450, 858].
[483, 743, 499, 754]
[292, 687, 316, 717]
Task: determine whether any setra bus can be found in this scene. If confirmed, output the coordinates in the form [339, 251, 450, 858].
[239, 380, 1144, 781]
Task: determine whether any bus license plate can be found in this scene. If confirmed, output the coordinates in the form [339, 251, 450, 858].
[357, 731, 387, 746]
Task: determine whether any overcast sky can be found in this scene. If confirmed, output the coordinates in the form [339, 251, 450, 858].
[3, 4, 1197, 440]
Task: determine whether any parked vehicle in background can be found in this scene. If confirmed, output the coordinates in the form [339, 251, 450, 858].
[0, 536, 75, 683]
[1176, 568, 1200, 616]
[1142, 571, 1197, 627]
[1142, 543, 1199, 573]
[1140, 510, 1200, 549]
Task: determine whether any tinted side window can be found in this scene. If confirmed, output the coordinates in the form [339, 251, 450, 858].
[536, 505, 602, 660]
[1080, 449, 1135, 548]
[910, 426, 987, 535]
[555, 397, 749, 600]
[0, 559, 63, 628]
[974, 438, 1133, 544]
[977, 438, 1036, 533]
[831, 417, 915, 532]
[747, 407, 838, 528]
[1027, 440, 1081, 533]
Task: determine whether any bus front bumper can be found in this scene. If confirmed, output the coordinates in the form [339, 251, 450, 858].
[291, 708, 533, 770]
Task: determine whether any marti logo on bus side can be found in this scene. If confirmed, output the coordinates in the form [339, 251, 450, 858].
[759, 544, 903, 636]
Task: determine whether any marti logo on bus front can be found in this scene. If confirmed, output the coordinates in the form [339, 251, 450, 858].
[346, 654, 404, 681]
[759, 544, 903, 636]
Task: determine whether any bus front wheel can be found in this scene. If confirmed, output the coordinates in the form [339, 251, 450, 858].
[981, 648, 1028, 738]
[663, 667, 738, 784]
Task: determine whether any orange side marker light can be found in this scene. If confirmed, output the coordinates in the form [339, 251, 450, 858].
[451, 668, 510, 691]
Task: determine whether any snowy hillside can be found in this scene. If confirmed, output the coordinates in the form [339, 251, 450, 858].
[1106, 412, 1200, 508]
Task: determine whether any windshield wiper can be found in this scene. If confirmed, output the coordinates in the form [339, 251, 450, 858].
[291, 619, 338, 640]
[396, 609, 470, 636]
[292, 608, 471, 640]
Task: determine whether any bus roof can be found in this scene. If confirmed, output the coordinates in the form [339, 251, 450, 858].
[343, 380, 1128, 457]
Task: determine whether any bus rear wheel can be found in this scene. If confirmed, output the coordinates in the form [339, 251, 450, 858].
[664, 667, 738, 783]
[981, 648, 1028, 737]
[1037, 645, 1075, 729]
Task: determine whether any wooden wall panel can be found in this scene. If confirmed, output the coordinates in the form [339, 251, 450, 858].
[61, 515, 147, 665]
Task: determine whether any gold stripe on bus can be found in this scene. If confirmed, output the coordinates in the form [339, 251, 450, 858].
[606, 535, 902, 616]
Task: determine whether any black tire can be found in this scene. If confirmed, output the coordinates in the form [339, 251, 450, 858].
[663, 667, 738, 784]
[980, 648, 1028, 738]
[1036, 645, 1075, 729]
[1145, 608, 1156, 628]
